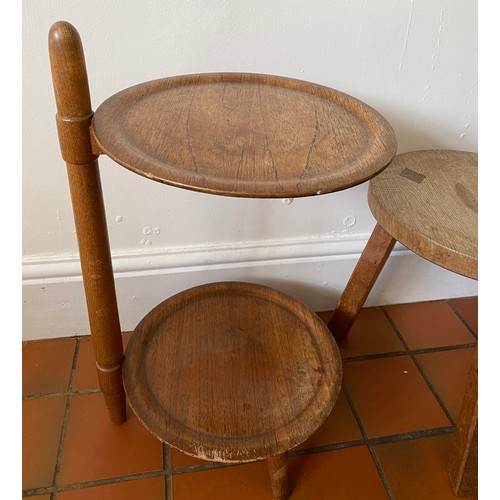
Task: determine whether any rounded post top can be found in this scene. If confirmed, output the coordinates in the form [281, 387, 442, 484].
[48, 21, 92, 117]
[49, 20, 79, 43]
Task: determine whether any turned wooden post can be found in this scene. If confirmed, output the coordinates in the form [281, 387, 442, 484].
[267, 453, 291, 500]
[48, 21, 126, 424]
[328, 223, 396, 344]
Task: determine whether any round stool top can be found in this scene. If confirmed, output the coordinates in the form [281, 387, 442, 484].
[92, 73, 396, 198]
[368, 150, 478, 279]
[122, 281, 342, 463]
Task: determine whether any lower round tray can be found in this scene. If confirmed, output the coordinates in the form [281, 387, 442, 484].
[123, 281, 342, 463]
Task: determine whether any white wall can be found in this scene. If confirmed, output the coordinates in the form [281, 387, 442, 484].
[22, 0, 478, 340]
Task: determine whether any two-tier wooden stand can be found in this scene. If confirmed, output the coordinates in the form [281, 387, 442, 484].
[48, 21, 397, 498]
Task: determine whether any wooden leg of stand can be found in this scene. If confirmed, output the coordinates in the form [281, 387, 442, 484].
[327, 223, 396, 345]
[66, 162, 127, 424]
[48, 21, 126, 424]
[448, 349, 478, 497]
[267, 453, 291, 500]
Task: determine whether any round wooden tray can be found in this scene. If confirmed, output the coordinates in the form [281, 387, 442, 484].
[368, 150, 478, 279]
[122, 281, 342, 463]
[92, 73, 396, 198]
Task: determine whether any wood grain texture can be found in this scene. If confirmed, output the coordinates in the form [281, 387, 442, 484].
[328, 223, 396, 344]
[49, 21, 126, 424]
[91, 73, 397, 198]
[368, 150, 478, 279]
[448, 349, 478, 497]
[123, 282, 342, 463]
[267, 452, 291, 500]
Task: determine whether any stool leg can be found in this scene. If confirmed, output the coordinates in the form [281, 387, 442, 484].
[328, 223, 396, 345]
[267, 452, 291, 500]
[48, 22, 126, 424]
[448, 349, 478, 497]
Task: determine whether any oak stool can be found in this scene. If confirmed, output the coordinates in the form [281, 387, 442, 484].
[48, 21, 397, 498]
[327, 150, 478, 497]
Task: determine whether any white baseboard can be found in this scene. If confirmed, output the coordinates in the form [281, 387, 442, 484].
[22, 235, 478, 341]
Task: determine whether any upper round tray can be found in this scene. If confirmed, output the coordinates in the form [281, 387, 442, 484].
[92, 73, 396, 198]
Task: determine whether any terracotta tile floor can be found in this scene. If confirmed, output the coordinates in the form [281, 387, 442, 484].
[22, 296, 478, 499]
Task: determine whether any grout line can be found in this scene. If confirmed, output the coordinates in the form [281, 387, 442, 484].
[446, 299, 478, 339]
[22, 487, 54, 497]
[380, 307, 410, 351]
[23, 391, 69, 401]
[410, 355, 456, 427]
[50, 337, 81, 500]
[367, 426, 454, 446]
[289, 425, 455, 458]
[381, 307, 457, 427]
[289, 439, 366, 456]
[341, 342, 477, 364]
[341, 384, 396, 500]
[47, 469, 166, 494]
[367, 445, 395, 500]
[333, 385, 368, 440]
[408, 343, 477, 355]
[342, 350, 408, 364]
[22, 387, 101, 400]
